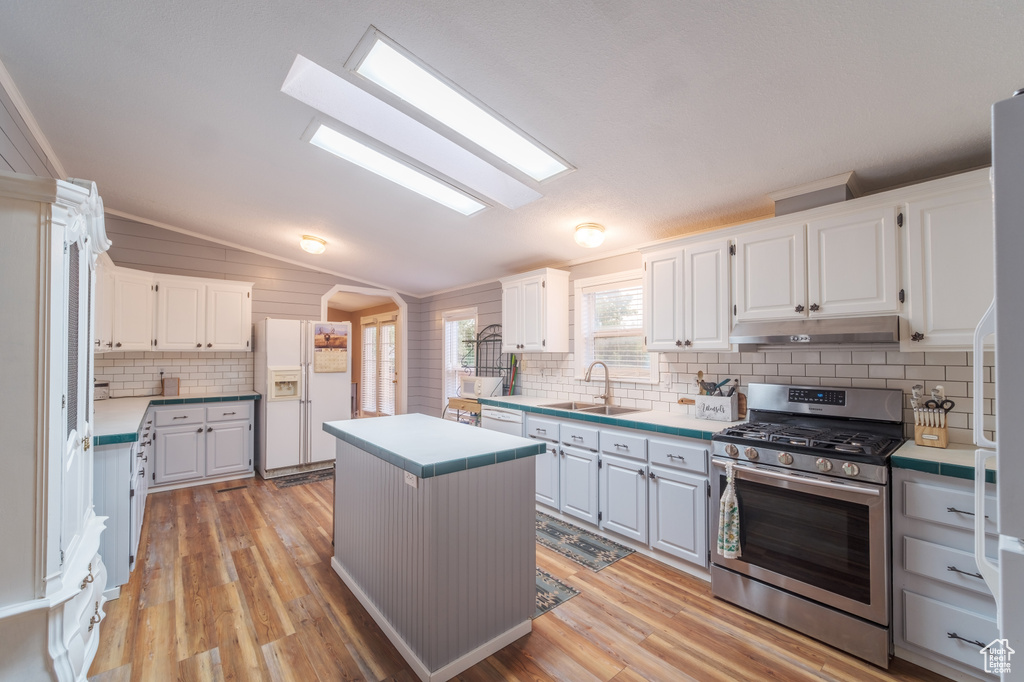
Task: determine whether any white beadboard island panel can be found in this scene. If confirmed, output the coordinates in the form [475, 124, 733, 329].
[328, 414, 538, 681]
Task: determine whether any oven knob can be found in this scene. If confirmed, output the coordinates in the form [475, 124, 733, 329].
[815, 457, 833, 472]
[777, 452, 794, 465]
[744, 447, 759, 461]
[841, 462, 860, 477]
[724, 444, 739, 458]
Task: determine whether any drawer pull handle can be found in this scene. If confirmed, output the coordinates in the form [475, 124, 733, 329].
[571, 435, 583, 441]
[88, 602, 100, 632]
[947, 565, 984, 580]
[666, 453, 685, 460]
[80, 563, 94, 589]
[614, 443, 628, 449]
[536, 428, 546, 434]
[947, 506, 989, 519]
[173, 415, 189, 420]
[947, 632, 986, 648]
[223, 411, 236, 416]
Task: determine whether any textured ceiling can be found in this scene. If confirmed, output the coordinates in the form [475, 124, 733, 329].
[1, 1, 1022, 296]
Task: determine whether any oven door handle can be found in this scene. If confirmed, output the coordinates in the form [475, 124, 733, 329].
[712, 460, 881, 497]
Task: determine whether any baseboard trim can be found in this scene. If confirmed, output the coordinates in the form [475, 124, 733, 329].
[331, 557, 530, 682]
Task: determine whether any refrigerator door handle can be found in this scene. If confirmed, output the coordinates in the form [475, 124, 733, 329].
[973, 300, 996, 449]
[974, 449, 1000, 601]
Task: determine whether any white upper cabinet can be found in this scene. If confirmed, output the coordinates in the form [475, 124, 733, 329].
[643, 239, 731, 351]
[205, 280, 252, 351]
[155, 276, 205, 350]
[500, 268, 569, 353]
[111, 268, 154, 350]
[642, 248, 684, 350]
[806, 206, 900, 317]
[734, 222, 807, 322]
[684, 239, 732, 349]
[902, 171, 994, 349]
[94, 252, 115, 352]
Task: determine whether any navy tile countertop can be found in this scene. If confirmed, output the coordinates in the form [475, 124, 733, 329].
[323, 413, 545, 479]
[478, 396, 729, 440]
[93, 392, 261, 446]
[891, 441, 997, 484]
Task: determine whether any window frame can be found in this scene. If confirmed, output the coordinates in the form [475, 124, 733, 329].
[573, 270, 658, 384]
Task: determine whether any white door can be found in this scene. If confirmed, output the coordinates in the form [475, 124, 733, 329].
[642, 248, 684, 351]
[520, 275, 546, 351]
[205, 281, 251, 350]
[112, 269, 154, 350]
[307, 321, 351, 464]
[734, 222, 807, 321]
[154, 424, 205, 484]
[684, 239, 732, 350]
[155, 277, 205, 350]
[806, 206, 900, 317]
[361, 316, 398, 418]
[94, 254, 114, 352]
[206, 421, 251, 476]
[648, 466, 707, 566]
[501, 280, 522, 352]
[903, 182, 994, 348]
[535, 442, 560, 509]
[600, 454, 647, 543]
[559, 445, 599, 526]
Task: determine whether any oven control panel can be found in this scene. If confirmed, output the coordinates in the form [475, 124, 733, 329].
[788, 388, 846, 406]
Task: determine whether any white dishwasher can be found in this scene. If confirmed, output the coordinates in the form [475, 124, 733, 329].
[481, 407, 524, 436]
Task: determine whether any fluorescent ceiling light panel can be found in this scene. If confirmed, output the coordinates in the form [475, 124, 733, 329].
[351, 31, 572, 182]
[282, 55, 542, 209]
[309, 124, 486, 215]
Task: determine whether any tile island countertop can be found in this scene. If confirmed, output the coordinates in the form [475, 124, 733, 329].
[93, 391, 261, 446]
[478, 395, 739, 440]
[323, 412, 545, 479]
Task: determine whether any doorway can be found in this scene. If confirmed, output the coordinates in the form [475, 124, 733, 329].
[321, 285, 407, 417]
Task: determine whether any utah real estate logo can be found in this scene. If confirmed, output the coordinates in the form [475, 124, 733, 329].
[981, 638, 1015, 675]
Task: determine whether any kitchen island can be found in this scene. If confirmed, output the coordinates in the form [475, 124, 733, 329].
[323, 413, 545, 682]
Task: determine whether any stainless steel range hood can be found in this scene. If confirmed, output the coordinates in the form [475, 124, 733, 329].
[729, 315, 900, 345]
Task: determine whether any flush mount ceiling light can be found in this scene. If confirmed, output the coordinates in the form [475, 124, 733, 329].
[308, 123, 487, 216]
[347, 27, 574, 183]
[574, 223, 606, 248]
[300, 235, 327, 254]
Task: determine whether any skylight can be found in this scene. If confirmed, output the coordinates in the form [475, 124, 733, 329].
[349, 28, 573, 183]
[309, 124, 487, 216]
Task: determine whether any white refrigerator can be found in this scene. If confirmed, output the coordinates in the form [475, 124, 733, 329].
[255, 318, 352, 477]
[973, 89, 1024, 682]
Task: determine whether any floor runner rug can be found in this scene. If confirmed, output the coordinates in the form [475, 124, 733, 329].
[536, 511, 635, 571]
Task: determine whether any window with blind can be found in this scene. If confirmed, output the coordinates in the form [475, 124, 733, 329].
[575, 272, 657, 382]
[361, 315, 397, 417]
[442, 308, 476, 418]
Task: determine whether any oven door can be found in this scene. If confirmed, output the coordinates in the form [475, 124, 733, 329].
[711, 457, 890, 625]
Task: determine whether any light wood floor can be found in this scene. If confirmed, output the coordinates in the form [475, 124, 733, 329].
[89, 476, 950, 682]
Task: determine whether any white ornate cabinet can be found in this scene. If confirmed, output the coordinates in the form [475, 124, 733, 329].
[0, 171, 110, 681]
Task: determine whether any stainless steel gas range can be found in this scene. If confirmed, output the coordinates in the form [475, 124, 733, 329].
[709, 383, 905, 668]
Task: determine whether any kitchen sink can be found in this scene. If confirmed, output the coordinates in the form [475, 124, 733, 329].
[539, 401, 600, 411]
[577, 405, 641, 416]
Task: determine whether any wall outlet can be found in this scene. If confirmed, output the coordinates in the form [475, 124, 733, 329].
[404, 471, 418, 489]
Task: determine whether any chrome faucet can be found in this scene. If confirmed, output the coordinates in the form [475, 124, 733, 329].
[584, 361, 612, 405]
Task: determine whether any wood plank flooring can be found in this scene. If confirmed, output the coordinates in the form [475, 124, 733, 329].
[89, 476, 951, 682]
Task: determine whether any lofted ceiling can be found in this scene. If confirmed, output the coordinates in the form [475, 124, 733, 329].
[1, 1, 1022, 296]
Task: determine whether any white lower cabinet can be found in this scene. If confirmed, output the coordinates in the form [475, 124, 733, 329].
[206, 420, 252, 477]
[649, 466, 707, 566]
[599, 454, 647, 543]
[893, 467, 999, 680]
[535, 441, 560, 509]
[560, 445, 600, 526]
[155, 423, 206, 484]
[153, 401, 254, 487]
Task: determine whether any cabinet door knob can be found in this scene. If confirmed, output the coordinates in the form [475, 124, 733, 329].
[684, 340, 692, 347]
[197, 427, 203, 433]
[196, 343, 202, 348]
[649, 471, 657, 480]
[115, 342, 122, 347]
[675, 340, 682, 347]
[794, 305, 804, 313]
[207, 343, 213, 348]
[637, 468, 646, 478]
[206, 427, 213, 432]
[911, 331, 925, 342]
[809, 303, 820, 312]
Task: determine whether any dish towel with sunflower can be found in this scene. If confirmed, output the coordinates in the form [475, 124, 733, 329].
[717, 461, 741, 559]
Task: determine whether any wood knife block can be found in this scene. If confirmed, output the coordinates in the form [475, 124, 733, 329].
[914, 424, 948, 449]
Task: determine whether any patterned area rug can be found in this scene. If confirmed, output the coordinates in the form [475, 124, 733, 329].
[535, 568, 579, 618]
[273, 468, 334, 488]
[536, 511, 635, 571]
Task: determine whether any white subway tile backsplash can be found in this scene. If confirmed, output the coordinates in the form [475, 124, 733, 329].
[94, 350, 254, 395]
[868, 365, 904, 379]
[852, 351, 886, 365]
[904, 365, 945, 381]
[792, 351, 820, 364]
[886, 351, 924, 365]
[835, 364, 868, 378]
